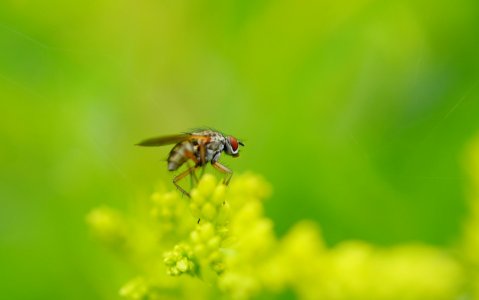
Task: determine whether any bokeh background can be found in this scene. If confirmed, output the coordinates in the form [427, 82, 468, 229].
[1, 0, 479, 299]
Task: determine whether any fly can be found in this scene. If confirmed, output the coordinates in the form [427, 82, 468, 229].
[137, 129, 244, 197]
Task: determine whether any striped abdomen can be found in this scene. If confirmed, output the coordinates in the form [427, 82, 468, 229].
[167, 141, 195, 171]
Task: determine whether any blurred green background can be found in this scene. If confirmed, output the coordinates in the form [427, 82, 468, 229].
[1, 0, 479, 299]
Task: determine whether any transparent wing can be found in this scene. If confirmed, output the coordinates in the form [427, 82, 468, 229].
[136, 133, 191, 147]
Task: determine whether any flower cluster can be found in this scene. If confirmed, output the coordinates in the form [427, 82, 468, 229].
[87, 137, 479, 299]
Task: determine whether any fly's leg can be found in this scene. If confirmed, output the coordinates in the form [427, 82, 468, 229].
[195, 136, 211, 180]
[173, 165, 199, 197]
[196, 144, 205, 226]
[184, 151, 200, 185]
[185, 162, 196, 189]
[212, 162, 233, 185]
[199, 143, 207, 179]
[199, 142, 206, 165]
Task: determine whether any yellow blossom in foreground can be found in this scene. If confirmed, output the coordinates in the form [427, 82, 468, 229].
[87, 146, 479, 299]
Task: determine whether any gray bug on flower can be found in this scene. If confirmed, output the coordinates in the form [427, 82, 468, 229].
[137, 129, 244, 197]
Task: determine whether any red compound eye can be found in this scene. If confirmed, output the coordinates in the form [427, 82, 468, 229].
[229, 136, 238, 151]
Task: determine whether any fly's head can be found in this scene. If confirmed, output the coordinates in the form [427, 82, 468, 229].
[224, 135, 244, 157]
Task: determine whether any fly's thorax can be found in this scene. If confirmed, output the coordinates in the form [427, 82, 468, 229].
[191, 129, 221, 138]
[167, 131, 230, 171]
[206, 137, 225, 152]
[205, 135, 226, 162]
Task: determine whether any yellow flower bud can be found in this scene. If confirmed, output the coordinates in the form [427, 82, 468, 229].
[201, 202, 217, 220]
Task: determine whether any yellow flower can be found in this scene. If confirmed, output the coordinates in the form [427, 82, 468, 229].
[87, 163, 479, 299]
[164, 244, 198, 276]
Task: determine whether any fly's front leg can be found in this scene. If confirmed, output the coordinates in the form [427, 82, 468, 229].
[173, 165, 199, 197]
[212, 161, 233, 185]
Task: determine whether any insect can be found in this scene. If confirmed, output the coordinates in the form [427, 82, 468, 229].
[137, 129, 244, 197]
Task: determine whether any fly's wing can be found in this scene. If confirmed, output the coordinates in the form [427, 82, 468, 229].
[136, 133, 191, 147]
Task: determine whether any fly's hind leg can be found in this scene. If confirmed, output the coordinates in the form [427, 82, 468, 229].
[173, 165, 199, 197]
[212, 162, 233, 185]
[183, 151, 200, 185]
[185, 162, 197, 189]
